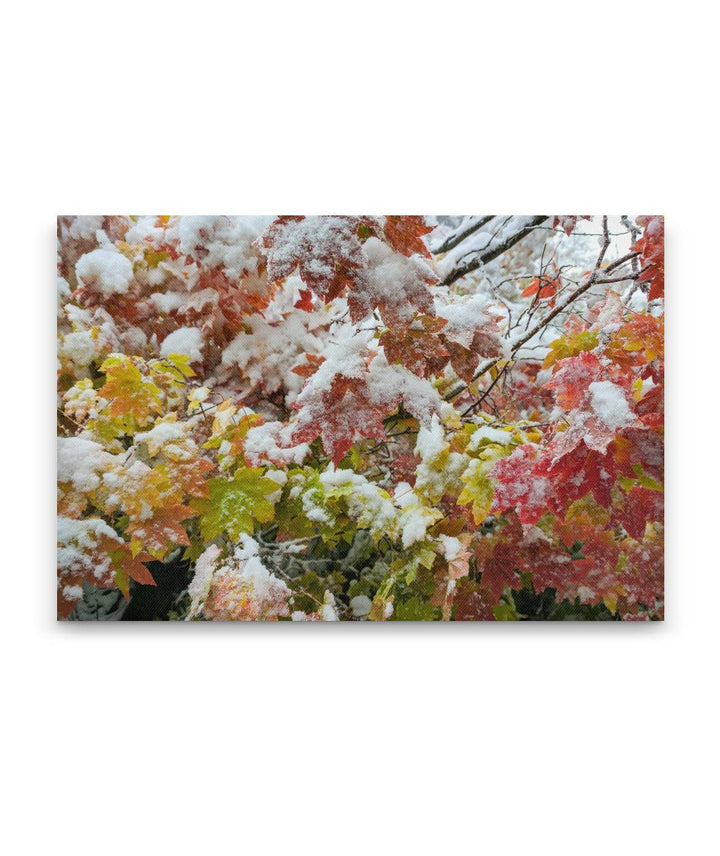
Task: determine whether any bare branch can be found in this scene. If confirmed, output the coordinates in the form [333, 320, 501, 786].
[432, 215, 494, 255]
[441, 215, 549, 286]
[445, 217, 612, 402]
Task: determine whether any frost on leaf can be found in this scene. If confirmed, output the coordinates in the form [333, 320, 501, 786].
[187, 538, 290, 621]
[192, 467, 278, 541]
[489, 444, 554, 525]
[289, 330, 442, 463]
[259, 216, 439, 329]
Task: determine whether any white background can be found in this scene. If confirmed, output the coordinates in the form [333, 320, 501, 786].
[1, 1, 716, 853]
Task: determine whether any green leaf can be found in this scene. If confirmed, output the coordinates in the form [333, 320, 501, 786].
[492, 601, 518, 621]
[394, 597, 439, 621]
[275, 468, 343, 542]
[192, 466, 277, 541]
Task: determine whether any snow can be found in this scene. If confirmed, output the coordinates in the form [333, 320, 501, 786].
[438, 534, 462, 561]
[75, 247, 134, 298]
[436, 215, 543, 280]
[57, 437, 116, 492]
[187, 543, 222, 618]
[187, 537, 291, 621]
[320, 465, 398, 539]
[436, 293, 502, 350]
[261, 215, 368, 288]
[280, 325, 441, 444]
[393, 482, 439, 547]
[321, 591, 339, 621]
[221, 310, 324, 401]
[588, 381, 635, 430]
[125, 216, 166, 245]
[350, 594, 372, 618]
[149, 291, 187, 315]
[399, 506, 433, 547]
[57, 516, 121, 589]
[135, 420, 188, 455]
[57, 276, 71, 318]
[177, 215, 271, 280]
[415, 414, 446, 460]
[102, 460, 157, 520]
[366, 353, 442, 427]
[289, 324, 371, 398]
[351, 236, 435, 325]
[59, 330, 98, 369]
[244, 421, 310, 467]
[63, 379, 103, 422]
[160, 326, 204, 363]
[62, 216, 104, 242]
[467, 423, 514, 450]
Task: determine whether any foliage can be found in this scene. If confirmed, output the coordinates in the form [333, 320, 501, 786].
[57, 214, 664, 620]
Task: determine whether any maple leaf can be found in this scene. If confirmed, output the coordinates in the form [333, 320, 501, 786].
[543, 330, 599, 369]
[472, 515, 526, 603]
[192, 467, 278, 541]
[99, 536, 156, 600]
[294, 288, 314, 310]
[57, 518, 123, 617]
[614, 486, 664, 540]
[379, 315, 449, 377]
[620, 532, 664, 610]
[544, 352, 604, 410]
[101, 460, 172, 521]
[289, 332, 441, 463]
[443, 341, 480, 383]
[260, 215, 374, 301]
[446, 537, 472, 581]
[547, 518, 624, 609]
[453, 579, 496, 620]
[383, 215, 434, 258]
[552, 215, 590, 236]
[605, 314, 664, 370]
[292, 378, 388, 463]
[544, 444, 620, 512]
[489, 444, 555, 525]
[260, 216, 438, 329]
[166, 457, 215, 499]
[521, 275, 559, 301]
[99, 355, 163, 423]
[436, 296, 506, 382]
[457, 457, 496, 525]
[631, 216, 664, 301]
[621, 427, 664, 485]
[126, 504, 194, 560]
[346, 237, 438, 327]
[221, 412, 266, 459]
[291, 353, 326, 379]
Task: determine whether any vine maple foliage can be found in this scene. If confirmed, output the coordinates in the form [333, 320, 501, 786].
[57, 214, 664, 620]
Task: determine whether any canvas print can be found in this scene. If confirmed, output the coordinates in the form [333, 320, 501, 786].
[57, 215, 664, 621]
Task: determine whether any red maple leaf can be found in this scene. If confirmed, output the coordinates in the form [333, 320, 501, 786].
[544, 352, 604, 410]
[383, 215, 434, 258]
[260, 215, 373, 302]
[489, 445, 555, 525]
[614, 486, 663, 540]
[379, 315, 449, 378]
[631, 216, 664, 301]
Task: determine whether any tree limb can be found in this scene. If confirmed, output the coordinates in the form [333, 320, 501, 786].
[441, 215, 549, 286]
[432, 215, 494, 255]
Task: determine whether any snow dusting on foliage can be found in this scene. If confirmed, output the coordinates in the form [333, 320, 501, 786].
[57, 214, 664, 621]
